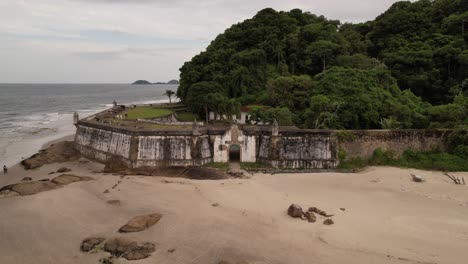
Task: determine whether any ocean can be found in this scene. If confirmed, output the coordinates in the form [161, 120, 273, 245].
[0, 83, 175, 167]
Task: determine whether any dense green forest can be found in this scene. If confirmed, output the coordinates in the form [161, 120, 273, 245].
[177, 0, 467, 129]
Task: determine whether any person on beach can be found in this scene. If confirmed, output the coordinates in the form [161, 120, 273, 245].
[3, 165, 7, 174]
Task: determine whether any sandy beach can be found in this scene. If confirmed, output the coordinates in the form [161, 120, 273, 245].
[0, 138, 467, 264]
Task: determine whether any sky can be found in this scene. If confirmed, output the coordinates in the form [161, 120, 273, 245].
[0, 0, 403, 83]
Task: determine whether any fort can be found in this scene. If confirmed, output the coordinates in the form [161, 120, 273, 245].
[73, 104, 450, 170]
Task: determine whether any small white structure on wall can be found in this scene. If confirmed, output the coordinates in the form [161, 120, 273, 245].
[208, 111, 249, 124]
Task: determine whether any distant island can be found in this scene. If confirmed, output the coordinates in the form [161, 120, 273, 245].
[167, 80, 179, 85]
[132, 79, 179, 85]
[132, 80, 152, 85]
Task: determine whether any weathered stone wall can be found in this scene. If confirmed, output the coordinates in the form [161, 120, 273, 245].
[74, 118, 450, 170]
[339, 130, 450, 159]
[255, 132, 338, 169]
[74, 121, 216, 168]
[74, 125, 132, 165]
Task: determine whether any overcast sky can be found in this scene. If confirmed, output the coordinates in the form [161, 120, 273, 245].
[0, 0, 403, 83]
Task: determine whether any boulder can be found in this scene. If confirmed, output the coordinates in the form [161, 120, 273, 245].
[104, 238, 138, 257]
[287, 204, 303, 218]
[304, 211, 317, 223]
[11, 181, 58, 196]
[118, 213, 163, 233]
[323, 219, 334, 225]
[21, 141, 80, 169]
[122, 242, 156, 260]
[412, 174, 424, 182]
[0, 189, 19, 198]
[51, 174, 93, 185]
[21, 177, 32, 181]
[103, 238, 155, 260]
[57, 167, 72, 173]
[81, 237, 105, 252]
[107, 200, 121, 206]
[308, 207, 334, 217]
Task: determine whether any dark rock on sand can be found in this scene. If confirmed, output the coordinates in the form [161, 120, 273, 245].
[119, 213, 162, 233]
[323, 219, 334, 225]
[103, 238, 155, 260]
[122, 242, 156, 260]
[99, 256, 115, 264]
[21, 141, 80, 169]
[81, 237, 106, 252]
[51, 174, 93, 185]
[0, 189, 19, 198]
[11, 181, 58, 196]
[107, 200, 121, 205]
[308, 207, 334, 218]
[304, 211, 317, 223]
[0, 174, 93, 197]
[21, 177, 32, 181]
[287, 204, 303, 218]
[57, 167, 72, 173]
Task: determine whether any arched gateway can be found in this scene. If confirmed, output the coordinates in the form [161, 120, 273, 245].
[229, 144, 241, 162]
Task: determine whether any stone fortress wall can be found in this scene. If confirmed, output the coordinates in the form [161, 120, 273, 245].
[74, 108, 450, 169]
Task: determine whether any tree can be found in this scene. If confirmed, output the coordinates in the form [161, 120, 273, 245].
[177, 4, 467, 129]
[305, 95, 342, 129]
[307, 40, 340, 72]
[164, 90, 176, 104]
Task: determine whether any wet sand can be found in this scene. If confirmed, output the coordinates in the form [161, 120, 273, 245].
[0, 139, 467, 264]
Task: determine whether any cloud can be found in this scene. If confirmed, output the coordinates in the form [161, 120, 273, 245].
[0, 0, 403, 82]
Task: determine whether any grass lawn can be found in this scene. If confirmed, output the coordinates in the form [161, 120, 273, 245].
[126, 107, 173, 120]
[176, 112, 199, 122]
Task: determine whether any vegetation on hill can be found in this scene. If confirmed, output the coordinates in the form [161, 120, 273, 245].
[177, 0, 467, 129]
[167, 80, 180, 84]
[132, 80, 153, 85]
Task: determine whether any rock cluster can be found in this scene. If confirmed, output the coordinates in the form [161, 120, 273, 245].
[57, 167, 72, 173]
[21, 141, 80, 169]
[81, 237, 106, 252]
[0, 174, 93, 198]
[81, 213, 162, 262]
[104, 238, 155, 260]
[287, 204, 335, 225]
[80, 237, 156, 261]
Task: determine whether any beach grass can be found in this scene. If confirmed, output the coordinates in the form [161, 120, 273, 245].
[338, 148, 468, 172]
[126, 107, 173, 119]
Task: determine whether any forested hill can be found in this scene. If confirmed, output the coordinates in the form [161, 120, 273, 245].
[177, 0, 467, 129]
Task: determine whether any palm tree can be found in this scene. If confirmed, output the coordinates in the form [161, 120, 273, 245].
[164, 90, 175, 104]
